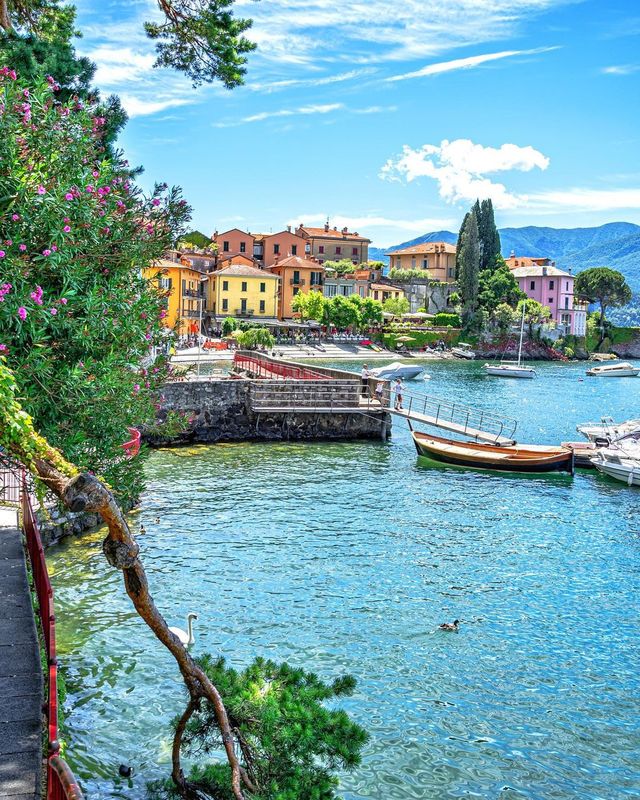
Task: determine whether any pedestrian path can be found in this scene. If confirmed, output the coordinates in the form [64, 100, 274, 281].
[0, 525, 42, 800]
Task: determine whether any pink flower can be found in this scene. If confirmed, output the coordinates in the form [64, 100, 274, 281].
[18, 307, 27, 321]
[42, 249, 52, 256]
[133, 384, 140, 393]
[63, 225, 71, 233]
[64, 193, 73, 201]
[50, 308, 58, 315]
[23, 89, 29, 98]
[152, 198, 160, 206]
[0, 251, 5, 258]
[92, 170, 99, 177]
[60, 298, 68, 305]
[30, 286, 43, 305]
[85, 185, 94, 193]
[11, 214, 19, 221]
[9, 70, 16, 80]
[19, 244, 27, 252]
[0, 344, 7, 352]
[37, 185, 46, 195]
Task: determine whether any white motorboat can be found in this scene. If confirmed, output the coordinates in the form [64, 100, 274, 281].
[576, 416, 640, 443]
[451, 342, 476, 359]
[585, 361, 640, 377]
[483, 305, 537, 379]
[591, 449, 640, 486]
[369, 361, 424, 381]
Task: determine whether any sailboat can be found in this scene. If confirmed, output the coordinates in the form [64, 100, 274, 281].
[483, 304, 537, 379]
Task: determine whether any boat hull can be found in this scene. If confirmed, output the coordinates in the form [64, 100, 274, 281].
[483, 364, 537, 379]
[593, 460, 640, 486]
[412, 431, 574, 474]
[585, 369, 640, 377]
[451, 348, 475, 359]
[370, 363, 423, 380]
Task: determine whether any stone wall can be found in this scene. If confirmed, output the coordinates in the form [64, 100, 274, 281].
[148, 378, 390, 445]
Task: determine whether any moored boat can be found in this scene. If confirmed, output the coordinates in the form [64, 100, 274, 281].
[591, 450, 640, 486]
[576, 416, 640, 443]
[412, 431, 574, 474]
[585, 362, 640, 377]
[369, 361, 424, 380]
[451, 343, 476, 359]
[483, 362, 537, 379]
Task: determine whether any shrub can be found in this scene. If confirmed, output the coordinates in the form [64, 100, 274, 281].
[433, 312, 461, 327]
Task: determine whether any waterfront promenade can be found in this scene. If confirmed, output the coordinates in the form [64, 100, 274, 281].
[0, 520, 42, 799]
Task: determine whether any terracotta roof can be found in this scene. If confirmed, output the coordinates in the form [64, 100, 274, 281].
[269, 255, 325, 271]
[370, 283, 404, 292]
[211, 264, 279, 279]
[297, 226, 371, 242]
[511, 265, 573, 279]
[386, 241, 456, 256]
[150, 258, 204, 272]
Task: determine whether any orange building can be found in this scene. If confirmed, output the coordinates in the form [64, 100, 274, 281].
[386, 242, 456, 282]
[295, 223, 371, 265]
[259, 228, 307, 267]
[268, 255, 325, 319]
[212, 228, 254, 260]
[143, 258, 207, 335]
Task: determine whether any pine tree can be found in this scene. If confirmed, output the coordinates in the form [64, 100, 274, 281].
[458, 209, 480, 327]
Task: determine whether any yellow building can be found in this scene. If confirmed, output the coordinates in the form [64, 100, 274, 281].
[143, 258, 207, 335]
[369, 283, 406, 303]
[209, 263, 280, 320]
[385, 242, 457, 282]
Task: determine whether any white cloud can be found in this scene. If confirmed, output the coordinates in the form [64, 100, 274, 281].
[386, 47, 559, 82]
[380, 138, 550, 208]
[528, 187, 640, 212]
[119, 94, 193, 118]
[601, 64, 640, 75]
[248, 68, 377, 93]
[214, 103, 392, 128]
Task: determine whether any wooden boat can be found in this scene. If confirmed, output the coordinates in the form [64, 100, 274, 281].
[412, 431, 574, 474]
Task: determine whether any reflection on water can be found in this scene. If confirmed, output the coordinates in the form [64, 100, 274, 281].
[48, 360, 640, 799]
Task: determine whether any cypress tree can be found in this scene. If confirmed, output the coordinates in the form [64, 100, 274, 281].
[458, 209, 480, 327]
[478, 198, 501, 271]
[455, 211, 470, 279]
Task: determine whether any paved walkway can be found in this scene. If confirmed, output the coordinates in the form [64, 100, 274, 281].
[0, 524, 42, 800]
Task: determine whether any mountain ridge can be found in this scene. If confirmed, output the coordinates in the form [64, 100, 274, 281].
[370, 222, 640, 291]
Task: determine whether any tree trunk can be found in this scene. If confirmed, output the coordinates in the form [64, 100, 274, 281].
[32, 463, 247, 800]
[0, 0, 12, 32]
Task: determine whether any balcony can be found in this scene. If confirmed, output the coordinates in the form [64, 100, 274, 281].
[290, 278, 306, 286]
[310, 279, 324, 287]
[235, 308, 255, 317]
[182, 289, 204, 298]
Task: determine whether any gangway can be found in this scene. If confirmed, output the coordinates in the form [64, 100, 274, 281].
[385, 389, 517, 445]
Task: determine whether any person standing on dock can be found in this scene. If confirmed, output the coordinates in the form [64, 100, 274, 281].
[393, 378, 405, 410]
[361, 364, 371, 397]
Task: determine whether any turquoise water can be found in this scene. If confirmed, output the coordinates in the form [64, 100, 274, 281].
[47, 360, 640, 799]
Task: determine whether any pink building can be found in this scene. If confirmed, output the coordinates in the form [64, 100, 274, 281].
[509, 259, 585, 335]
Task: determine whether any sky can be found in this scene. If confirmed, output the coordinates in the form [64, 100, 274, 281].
[74, 0, 640, 248]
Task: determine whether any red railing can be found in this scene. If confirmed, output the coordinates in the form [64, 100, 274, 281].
[233, 352, 331, 381]
[121, 427, 141, 457]
[21, 476, 84, 800]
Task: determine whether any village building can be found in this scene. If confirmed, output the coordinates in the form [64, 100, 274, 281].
[208, 263, 279, 320]
[295, 223, 371, 265]
[212, 228, 255, 261]
[143, 258, 207, 335]
[256, 227, 308, 268]
[385, 242, 457, 282]
[369, 283, 406, 304]
[509, 261, 585, 335]
[268, 255, 325, 319]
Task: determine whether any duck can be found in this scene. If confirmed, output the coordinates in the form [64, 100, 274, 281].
[118, 764, 134, 778]
[169, 612, 198, 647]
[154, 517, 160, 524]
[438, 619, 460, 632]
[139, 524, 146, 535]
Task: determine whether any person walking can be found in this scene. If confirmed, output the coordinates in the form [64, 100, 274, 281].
[374, 379, 385, 405]
[361, 363, 371, 397]
[393, 377, 405, 410]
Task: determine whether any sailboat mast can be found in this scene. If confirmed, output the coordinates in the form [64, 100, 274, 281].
[517, 303, 525, 365]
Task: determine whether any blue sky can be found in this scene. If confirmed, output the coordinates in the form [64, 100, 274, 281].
[74, 0, 640, 247]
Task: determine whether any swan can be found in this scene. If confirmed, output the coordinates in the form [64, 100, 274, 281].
[170, 612, 198, 647]
[438, 619, 460, 632]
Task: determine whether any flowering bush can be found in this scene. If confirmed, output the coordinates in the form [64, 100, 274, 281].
[0, 68, 191, 502]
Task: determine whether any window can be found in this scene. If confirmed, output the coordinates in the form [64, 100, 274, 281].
[241, 298, 247, 312]
[566, 282, 569, 291]
[396, 257, 401, 268]
[565, 297, 569, 309]
[292, 287, 300, 296]
[260, 282, 266, 293]
[411, 256, 416, 268]
[549, 280, 555, 290]
[530, 280, 536, 290]
[548, 297, 554, 304]
[423, 259, 428, 269]
[259, 300, 265, 312]
[223, 240, 229, 252]
[204, 260, 210, 267]
[274, 243, 280, 255]
[319, 245, 324, 254]
[325, 284, 337, 297]
[222, 280, 229, 291]
[182, 279, 186, 294]
[241, 281, 248, 292]
[292, 245, 297, 256]
[160, 277, 171, 291]
[352, 247, 358, 256]
[222, 298, 228, 311]
[335, 246, 341, 255]
[293, 270, 300, 284]
[448, 267, 455, 278]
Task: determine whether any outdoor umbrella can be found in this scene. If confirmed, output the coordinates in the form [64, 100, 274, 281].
[396, 335, 416, 342]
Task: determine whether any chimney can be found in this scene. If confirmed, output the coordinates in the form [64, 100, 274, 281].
[324, 222, 330, 232]
[510, 250, 515, 257]
[333, 226, 337, 231]
[287, 224, 291, 233]
[551, 260, 555, 267]
[342, 226, 348, 235]
[542, 266, 547, 276]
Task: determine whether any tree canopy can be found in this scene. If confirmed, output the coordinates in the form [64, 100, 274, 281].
[382, 296, 410, 317]
[292, 289, 326, 322]
[323, 259, 358, 276]
[574, 267, 632, 336]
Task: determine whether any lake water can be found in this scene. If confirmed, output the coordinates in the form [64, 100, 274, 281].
[47, 359, 640, 799]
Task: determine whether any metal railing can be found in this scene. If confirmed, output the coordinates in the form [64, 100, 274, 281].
[289, 278, 306, 286]
[391, 389, 518, 442]
[0, 460, 22, 506]
[20, 475, 84, 800]
[234, 352, 332, 381]
[234, 308, 255, 317]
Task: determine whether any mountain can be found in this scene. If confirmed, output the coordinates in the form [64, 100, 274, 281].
[372, 222, 640, 292]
